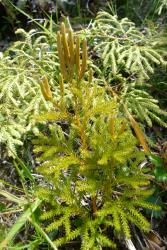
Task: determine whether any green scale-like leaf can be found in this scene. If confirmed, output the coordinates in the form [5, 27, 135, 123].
[89, 11, 166, 79]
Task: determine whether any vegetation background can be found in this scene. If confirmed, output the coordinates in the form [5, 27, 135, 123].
[0, 1, 167, 250]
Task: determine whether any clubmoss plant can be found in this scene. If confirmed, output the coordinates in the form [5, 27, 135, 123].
[83, 10, 167, 130]
[33, 22, 160, 249]
[0, 23, 60, 155]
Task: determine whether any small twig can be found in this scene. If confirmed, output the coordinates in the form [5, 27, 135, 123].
[92, 195, 97, 216]
[0, 209, 23, 215]
[151, 230, 167, 247]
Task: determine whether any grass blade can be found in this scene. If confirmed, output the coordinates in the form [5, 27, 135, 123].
[0, 199, 41, 249]
[29, 218, 58, 250]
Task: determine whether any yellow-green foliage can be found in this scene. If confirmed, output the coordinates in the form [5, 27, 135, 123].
[84, 10, 167, 129]
[0, 26, 60, 155]
[120, 82, 167, 128]
[1, 10, 167, 155]
[90, 11, 166, 79]
[33, 23, 159, 249]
